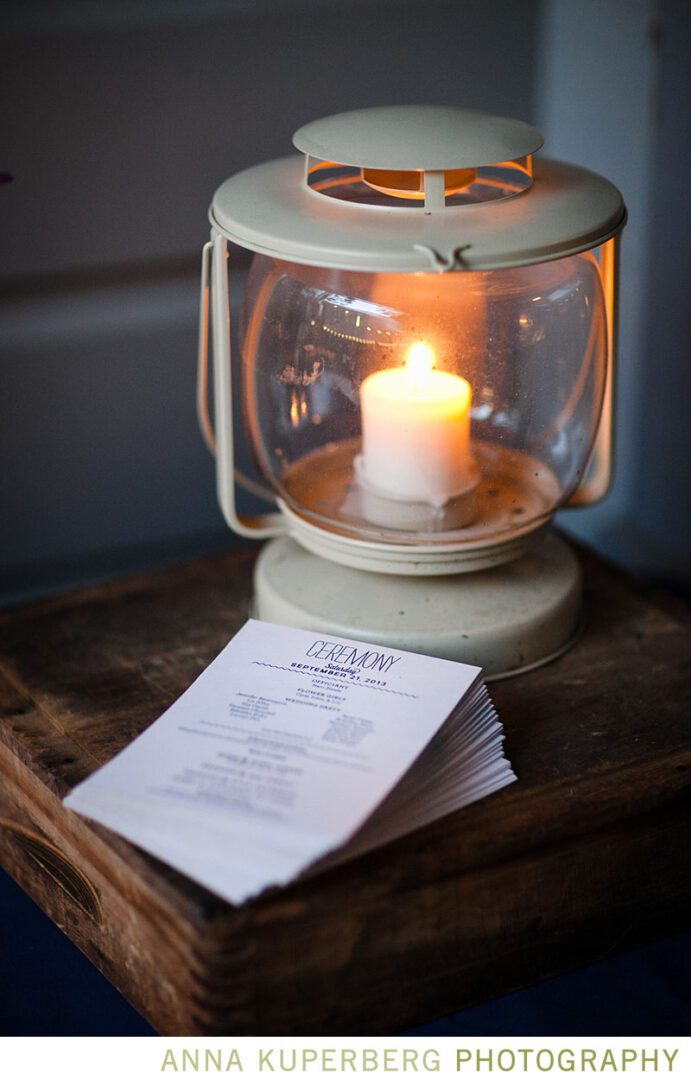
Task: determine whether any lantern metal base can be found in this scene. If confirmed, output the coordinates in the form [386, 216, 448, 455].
[253, 530, 582, 681]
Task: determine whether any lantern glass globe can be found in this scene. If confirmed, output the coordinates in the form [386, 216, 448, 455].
[240, 249, 607, 560]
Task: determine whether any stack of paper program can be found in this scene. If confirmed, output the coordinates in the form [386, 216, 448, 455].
[64, 619, 516, 905]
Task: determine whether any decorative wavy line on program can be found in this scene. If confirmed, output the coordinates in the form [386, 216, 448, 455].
[251, 661, 418, 698]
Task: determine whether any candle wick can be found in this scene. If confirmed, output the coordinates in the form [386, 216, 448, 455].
[405, 341, 435, 383]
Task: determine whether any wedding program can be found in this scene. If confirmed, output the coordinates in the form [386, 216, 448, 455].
[64, 620, 516, 904]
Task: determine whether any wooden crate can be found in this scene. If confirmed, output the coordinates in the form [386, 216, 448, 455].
[0, 543, 690, 1034]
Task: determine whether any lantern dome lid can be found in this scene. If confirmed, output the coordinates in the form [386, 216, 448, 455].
[292, 105, 544, 171]
[210, 106, 626, 273]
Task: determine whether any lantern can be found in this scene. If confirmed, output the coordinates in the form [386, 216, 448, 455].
[197, 106, 625, 678]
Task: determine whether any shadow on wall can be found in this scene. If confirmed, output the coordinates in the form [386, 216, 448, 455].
[0, 0, 540, 604]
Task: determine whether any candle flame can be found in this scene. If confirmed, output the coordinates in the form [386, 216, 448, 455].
[406, 341, 435, 382]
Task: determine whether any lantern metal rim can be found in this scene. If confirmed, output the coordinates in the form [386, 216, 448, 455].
[210, 156, 626, 273]
[277, 499, 549, 575]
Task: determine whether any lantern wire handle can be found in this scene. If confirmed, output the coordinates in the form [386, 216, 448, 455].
[207, 235, 286, 537]
[566, 237, 618, 506]
[197, 241, 216, 454]
[197, 240, 279, 505]
[412, 243, 472, 272]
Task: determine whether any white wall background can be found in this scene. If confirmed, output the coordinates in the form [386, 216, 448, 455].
[1, 0, 689, 603]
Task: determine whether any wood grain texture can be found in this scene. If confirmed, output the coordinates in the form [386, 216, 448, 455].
[0, 542, 690, 1034]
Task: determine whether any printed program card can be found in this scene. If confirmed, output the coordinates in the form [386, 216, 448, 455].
[64, 619, 515, 904]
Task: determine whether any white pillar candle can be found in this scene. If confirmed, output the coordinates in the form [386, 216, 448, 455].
[359, 342, 474, 505]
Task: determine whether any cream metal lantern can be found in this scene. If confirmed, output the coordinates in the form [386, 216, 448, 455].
[197, 106, 625, 678]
